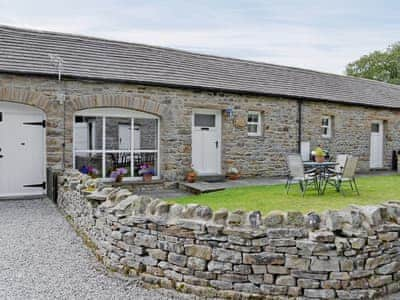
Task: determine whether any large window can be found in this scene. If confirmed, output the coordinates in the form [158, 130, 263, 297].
[73, 108, 160, 180]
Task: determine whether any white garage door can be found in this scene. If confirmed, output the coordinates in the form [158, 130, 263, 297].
[0, 102, 46, 197]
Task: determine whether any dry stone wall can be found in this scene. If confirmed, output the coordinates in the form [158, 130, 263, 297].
[59, 170, 400, 299]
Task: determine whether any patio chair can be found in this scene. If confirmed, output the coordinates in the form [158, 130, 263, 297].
[323, 156, 359, 195]
[327, 154, 348, 176]
[286, 154, 318, 196]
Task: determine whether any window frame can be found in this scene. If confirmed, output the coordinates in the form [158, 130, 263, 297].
[321, 115, 332, 138]
[247, 111, 262, 137]
[73, 108, 160, 181]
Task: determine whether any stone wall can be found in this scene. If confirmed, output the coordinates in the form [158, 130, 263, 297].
[1, 73, 399, 181]
[58, 170, 400, 299]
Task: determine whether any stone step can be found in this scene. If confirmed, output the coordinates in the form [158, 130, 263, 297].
[179, 181, 226, 195]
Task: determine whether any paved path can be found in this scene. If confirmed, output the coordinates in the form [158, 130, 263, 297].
[0, 198, 196, 300]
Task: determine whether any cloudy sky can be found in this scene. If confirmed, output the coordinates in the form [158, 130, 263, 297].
[1, 0, 399, 74]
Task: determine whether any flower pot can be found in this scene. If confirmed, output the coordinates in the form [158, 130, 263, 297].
[315, 156, 325, 163]
[143, 173, 153, 183]
[186, 172, 197, 183]
[228, 173, 240, 180]
[115, 175, 123, 183]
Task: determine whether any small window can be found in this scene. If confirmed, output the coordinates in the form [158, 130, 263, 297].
[248, 111, 261, 136]
[321, 116, 332, 138]
[371, 123, 380, 133]
[194, 114, 215, 127]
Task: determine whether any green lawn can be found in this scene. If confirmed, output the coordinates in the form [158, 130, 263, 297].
[172, 175, 400, 214]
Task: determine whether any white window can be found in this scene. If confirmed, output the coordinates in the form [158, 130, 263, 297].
[247, 111, 262, 136]
[73, 108, 160, 180]
[321, 116, 332, 138]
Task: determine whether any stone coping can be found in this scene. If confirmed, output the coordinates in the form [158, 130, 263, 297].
[61, 169, 400, 234]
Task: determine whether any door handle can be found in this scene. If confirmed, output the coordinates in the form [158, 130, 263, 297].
[216, 141, 219, 148]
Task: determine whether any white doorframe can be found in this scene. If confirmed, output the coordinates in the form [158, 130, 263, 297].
[370, 120, 384, 169]
[191, 109, 222, 175]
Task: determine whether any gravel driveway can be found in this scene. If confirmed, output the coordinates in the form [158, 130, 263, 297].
[0, 198, 196, 300]
[1, 198, 399, 300]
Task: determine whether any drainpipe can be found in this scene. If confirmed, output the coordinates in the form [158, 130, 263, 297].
[297, 100, 303, 153]
[62, 89, 66, 171]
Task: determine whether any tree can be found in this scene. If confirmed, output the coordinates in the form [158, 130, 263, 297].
[345, 43, 400, 85]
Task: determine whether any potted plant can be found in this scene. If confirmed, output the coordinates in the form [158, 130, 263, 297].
[314, 146, 325, 163]
[185, 165, 197, 183]
[226, 166, 240, 180]
[79, 165, 99, 179]
[139, 163, 154, 183]
[110, 167, 128, 183]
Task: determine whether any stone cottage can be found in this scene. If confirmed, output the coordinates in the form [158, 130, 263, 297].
[1, 25, 400, 197]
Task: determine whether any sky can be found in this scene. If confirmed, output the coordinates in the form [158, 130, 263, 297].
[0, 0, 399, 74]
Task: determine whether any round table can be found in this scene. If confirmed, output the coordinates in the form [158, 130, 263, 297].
[304, 161, 338, 194]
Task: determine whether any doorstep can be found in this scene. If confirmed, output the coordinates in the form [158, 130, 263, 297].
[197, 174, 226, 183]
[179, 181, 226, 195]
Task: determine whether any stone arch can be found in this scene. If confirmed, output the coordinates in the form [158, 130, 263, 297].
[0, 86, 51, 112]
[69, 93, 164, 117]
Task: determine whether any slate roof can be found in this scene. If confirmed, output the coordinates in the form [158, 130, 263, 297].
[1, 25, 400, 108]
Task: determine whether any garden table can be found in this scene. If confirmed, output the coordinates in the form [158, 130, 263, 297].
[303, 161, 338, 195]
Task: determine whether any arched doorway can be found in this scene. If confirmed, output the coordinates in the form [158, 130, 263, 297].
[0, 102, 46, 197]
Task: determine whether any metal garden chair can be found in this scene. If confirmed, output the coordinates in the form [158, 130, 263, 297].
[323, 156, 359, 195]
[327, 154, 348, 176]
[286, 154, 318, 196]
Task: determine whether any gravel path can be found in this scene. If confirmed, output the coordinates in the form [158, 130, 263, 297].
[0, 198, 196, 300]
[1, 198, 399, 300]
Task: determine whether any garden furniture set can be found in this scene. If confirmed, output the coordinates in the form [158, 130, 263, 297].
[286, 154, 359, 196]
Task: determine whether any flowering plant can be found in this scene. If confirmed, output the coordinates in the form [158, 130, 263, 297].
[314, 147, 325, 157]
[110, 167, 128, 182]
[227, 167, 239, 175]
[79, 165, 99, 178]
[138, 163, 154, 176]
[226, 166, 240, 180]
[185, 164, 197, 182]
[185, 164, 197, 175]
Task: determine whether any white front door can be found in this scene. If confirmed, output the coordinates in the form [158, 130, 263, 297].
[192, 109, 221, 175]
[370, 120, 384, 169]
[0, 102, 46, 197]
